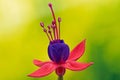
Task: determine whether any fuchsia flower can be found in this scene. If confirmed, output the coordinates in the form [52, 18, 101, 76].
[28, 3, 93, 79]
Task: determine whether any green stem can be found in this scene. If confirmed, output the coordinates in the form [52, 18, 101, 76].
[58, 76, 63, 80]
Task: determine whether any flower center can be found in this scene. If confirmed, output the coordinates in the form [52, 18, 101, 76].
[40, 3, 61, 42]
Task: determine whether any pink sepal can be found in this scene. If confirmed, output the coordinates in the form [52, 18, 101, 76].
[64, 61, 93, 71]
[28, 62, 56, 78]
[33, 59, 51, 67]
[68, 39, 86, 61]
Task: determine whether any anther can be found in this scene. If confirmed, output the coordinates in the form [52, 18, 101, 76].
[51, 24, 56, 29]
[43, 28, 47, 32]
[58, 17, 61, 22]
[47, 25, 50, 29]
[48, 30, 51, 33]
[52, 20, 56, 25]
[48, 3, 52, 7]
[40, 22, 44, 27]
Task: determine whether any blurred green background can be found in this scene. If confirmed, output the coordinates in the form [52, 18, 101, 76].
[0, 0, 120, 80]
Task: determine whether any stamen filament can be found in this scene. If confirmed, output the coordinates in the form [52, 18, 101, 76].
[48, 3, 57, 24]
[58, 23, 60, 39]
[58, 17, 61, 39]
[48, 26, 53, 41]
[46, 32, 51, 41]
[43, 28, 51, 41]
[51, 24, 56, 40]
[48, 3, 59, 40]
[53, 29, 56, 40]
[55, 26, 59, 40]
[49, 32, 53, 40]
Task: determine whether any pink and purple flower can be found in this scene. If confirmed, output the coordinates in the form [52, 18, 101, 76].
[28, 3, 93, 79]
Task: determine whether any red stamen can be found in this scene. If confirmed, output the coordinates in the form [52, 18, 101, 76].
[48, 25, 53, 41]
[40, 3, 62, 42]
[58, 17, 61, 39]
[48, 30, 53, 41]
[52, 20, 57, 40]
[51, 24, 56, 40]
[48, 3, 56, 23]
[48, 3, 59, 40]
[43, 28, 51, 41]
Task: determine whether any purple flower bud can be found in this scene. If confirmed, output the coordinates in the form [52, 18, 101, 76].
[48, 40, 69, 63]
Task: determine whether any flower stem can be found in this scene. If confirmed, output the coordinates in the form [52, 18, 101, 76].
[58, 76, 63, 80]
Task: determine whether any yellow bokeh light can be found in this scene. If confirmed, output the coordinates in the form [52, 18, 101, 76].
[0, 0, 35, 36]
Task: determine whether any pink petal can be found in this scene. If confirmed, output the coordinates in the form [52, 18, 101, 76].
[33, 59, 50, 67]
[64, 61, 93, 71]
[28, 62, 56, 78]
[68, 39, 86, 61]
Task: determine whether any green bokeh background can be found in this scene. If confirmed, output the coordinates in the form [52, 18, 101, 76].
[0, 0, 120, 80]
